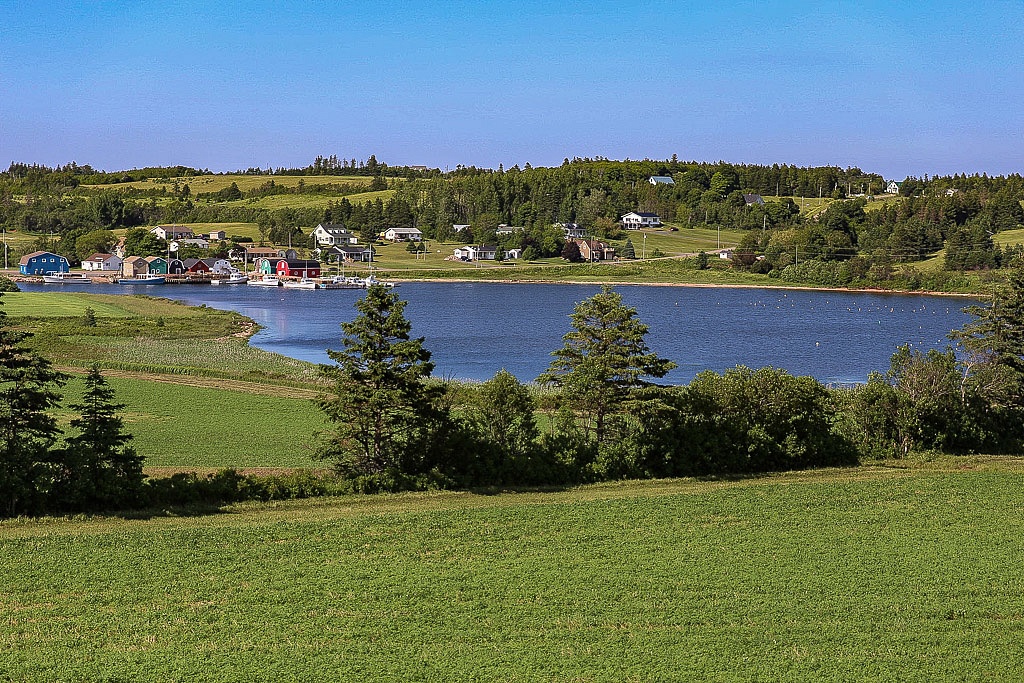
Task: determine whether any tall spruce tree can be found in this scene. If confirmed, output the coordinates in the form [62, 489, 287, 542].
[58, 365, 143, 511]
[539, 285, 675, 446]
[0, 294, 66, 517]
[316, 285, 444, 475]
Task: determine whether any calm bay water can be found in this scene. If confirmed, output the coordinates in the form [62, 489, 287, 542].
[19, 281, 980, 385]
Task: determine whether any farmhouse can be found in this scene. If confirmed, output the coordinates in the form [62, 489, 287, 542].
[453, 244, 498, 261]
[19, 251, 69, 275]
[649, 175, 675, 185]
[382, 227, 422, 242]
[176, 238, 210, 250]
[208, 230, 226, 241]
[743, 194, 765, 206]
[452, 224, 471, 233]
[620, 212, 661, 229]
[496, 224, 524, 236]
[324, 245, 374, 263]
[575, 239, 615, 261]
[311, 223, 357, 247]
[556, 222, 587, 239]
[886, 180, 902, 194]
[276, 259, 322, 278]
[82, 253, 121, 272]
[151, 225, 194, 241]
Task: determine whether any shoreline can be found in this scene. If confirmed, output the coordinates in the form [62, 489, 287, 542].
[8, 270, 985, 300]
[387, 276, 985, 299]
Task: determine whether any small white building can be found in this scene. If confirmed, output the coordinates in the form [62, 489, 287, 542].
[205, 258, 234, 274]
[208, 230, 227, 241]
[886, 180, 902, 194]
[311, 223, 357, 246]
[177, 238, 210, 250]
[621, 212, 661, 229]
[453, 244, 498, 261]
[452, 224, 471, 233]
[649, 175, 675, 185]
[81, 253, 122, 271]
[151, 225, 194, 241]
[496, 224, 524, 235]
[382, 227, 423, 242]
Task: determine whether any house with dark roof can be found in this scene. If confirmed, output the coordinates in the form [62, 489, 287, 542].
[182, 258, 211, 273]
[620, 212, 661, 229]
[151, 225, 194, 241]
[743, 194, 765, 206]
[324, 245, 373, 262]
[575, 240, 615, 261]
[311, 223, 357, 247]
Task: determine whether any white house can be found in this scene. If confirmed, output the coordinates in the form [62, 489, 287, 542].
[324, 245, 374, 262]
[208, 230, 227, 241]
[382, 227, 423, 242]
[176, 238, 210, 250]
[151, 225, 194, 240]
[453, 244, 498, 261]
[311, 223, 357, 246]
[621, 212, 661, 229]
[556, 222, 587, 239]
[496, 224, 524, 235]
[81, 253, 122, 271]
[452, 224, 471, 233]
[886, 180, 902, 194]
[649, 175, 675, 185]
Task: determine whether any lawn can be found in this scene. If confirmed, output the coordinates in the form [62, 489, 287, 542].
[1, 459, 1023, 680]
[245, 188, 396, 211]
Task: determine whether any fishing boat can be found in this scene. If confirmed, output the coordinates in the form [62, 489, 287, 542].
[212, 270, 249, 285]
[247, 274, 281, 287]
[42, 271, 91, 283]
[282, 277, 318, 290]
[117, 274, 166, 285]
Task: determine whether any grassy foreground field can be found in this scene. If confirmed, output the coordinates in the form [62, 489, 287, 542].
[2, 459, 1023, 681]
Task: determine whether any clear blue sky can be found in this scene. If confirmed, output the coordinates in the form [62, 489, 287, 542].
[2, 1, 1022, 180]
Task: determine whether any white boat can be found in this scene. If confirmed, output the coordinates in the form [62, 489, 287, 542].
[247, 275, 281, 287]
[212, 271, 249, 285]
[117, 274, 166, 285]
[282, 277, 318, 290]
[361, 275, 396, 288]
[43, 271, 91, 284]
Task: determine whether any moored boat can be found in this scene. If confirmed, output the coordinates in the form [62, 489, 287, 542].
[43, 271, 91, 284]
[282, 277, 318, 290]
[247, 275, 281, 287]
[117, 274, 166, 285]
[212, 271, 249, 285]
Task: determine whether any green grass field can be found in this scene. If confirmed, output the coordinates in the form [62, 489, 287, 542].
[56, 374, 324, 469]
[2, 459, 1023, 681]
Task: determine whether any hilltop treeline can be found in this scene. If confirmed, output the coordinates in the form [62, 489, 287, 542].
[4, 157, 1024, 289]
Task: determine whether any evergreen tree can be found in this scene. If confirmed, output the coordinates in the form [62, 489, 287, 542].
[539, 285, 676, 446]
[621, 238, 635, 259]
[316, 285, 445, 476]
[0, 294, 66, 517]
[57, 365, 143, 511]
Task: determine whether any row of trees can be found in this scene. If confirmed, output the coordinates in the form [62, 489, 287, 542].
[4, 270, 1023, 516]
[313, 277, 1024, 488]
[0, 296, 142, 516]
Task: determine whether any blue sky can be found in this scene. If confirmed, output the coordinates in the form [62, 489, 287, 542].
[1, 1, 1022, 179]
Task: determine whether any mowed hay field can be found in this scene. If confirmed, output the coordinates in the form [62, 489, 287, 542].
[2, 461, 1024, 681]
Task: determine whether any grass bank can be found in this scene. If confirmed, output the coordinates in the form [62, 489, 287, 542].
[1, 457, 1022, 681]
